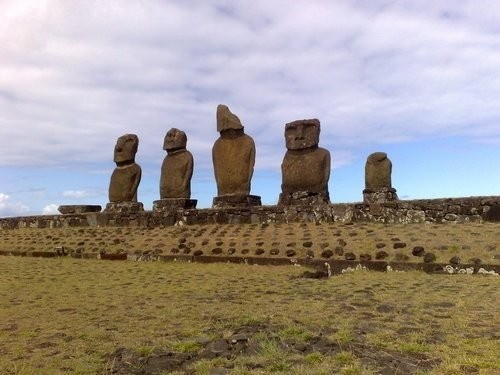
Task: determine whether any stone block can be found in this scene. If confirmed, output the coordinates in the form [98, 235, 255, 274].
[212, 194, 261, 208]
[58, 205, 102, 214]
[104, 202, 144, 214]
[484, 205, 500, 222]
[153, 198, 197, 212]
[363, 188, 398, 204]
[278, 191, 330, 207]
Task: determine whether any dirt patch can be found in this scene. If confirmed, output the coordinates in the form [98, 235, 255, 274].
[106, 323, 440, 374]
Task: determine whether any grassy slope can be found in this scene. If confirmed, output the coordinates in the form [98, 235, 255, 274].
[1, 222, 499, 266]
[0, 257, 498, 374]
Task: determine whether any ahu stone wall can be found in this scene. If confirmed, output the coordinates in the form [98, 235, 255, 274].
[1, 196, 499, 230]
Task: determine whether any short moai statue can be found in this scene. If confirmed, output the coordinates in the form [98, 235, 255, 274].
[363, 152, 398, 203]
[153, 128, 197, 211]
[279, 119, 331, 206]
[106, 134, 143, 213]
[212, 104, 261, 208]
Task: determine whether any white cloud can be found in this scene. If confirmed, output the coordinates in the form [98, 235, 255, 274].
[0, 192, 30, 217]
[0, 0, 499, 200]
[42, 204, 59, 215]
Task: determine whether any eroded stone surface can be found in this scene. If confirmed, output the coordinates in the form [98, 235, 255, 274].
[365, 152, 392, 189]
[109, 134, 142, 203]
[2, 196, 500, 229]
[212, 105, 259, 204]
[153, 198, 197, 212]
[363, 152, 398, 203]
[212, 194, 261, 208]
[104, 202, 144, 214]
[160, 128, 194, 199]
[280, 119, 330, 205]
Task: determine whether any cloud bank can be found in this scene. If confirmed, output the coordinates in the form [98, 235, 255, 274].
[0, 193, 30, 216]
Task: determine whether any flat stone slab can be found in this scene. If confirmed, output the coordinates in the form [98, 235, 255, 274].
[104, 202, 144, 214]
[153, 198, 197, 212]
[58, 205, 102, 214]
[212, 194, 261, 208]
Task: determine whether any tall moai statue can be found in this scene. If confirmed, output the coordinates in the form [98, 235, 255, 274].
[363, 152, 398, 203]
[106, 134, 143, 212]
[153, 128, 197, 211]
[212, 104, 261, 208]
[279, 119, 331, 206]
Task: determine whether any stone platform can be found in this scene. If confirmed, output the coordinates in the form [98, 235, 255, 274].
[278, 191, 330, 207]
[1, 196, 499, 230]
[104, 202, 144, 214]
[153, 198, 197, 212]
[212, 194, 262, 208]
[363, 188, 398, 204]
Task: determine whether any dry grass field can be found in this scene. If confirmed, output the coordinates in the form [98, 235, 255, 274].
[1, 222, 499, 266]
[0, 255, 498, 374]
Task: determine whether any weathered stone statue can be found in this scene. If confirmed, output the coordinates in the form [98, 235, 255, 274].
[279, 119, 331, 206]
[160, 128, 193, 199]
[212, 104, 261, 207]
[363, 152, 398, 203]
[153, 128, 197, 211]
[106, 134, 143, 212]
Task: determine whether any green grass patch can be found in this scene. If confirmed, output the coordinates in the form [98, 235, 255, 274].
[0, 256, 498, 374]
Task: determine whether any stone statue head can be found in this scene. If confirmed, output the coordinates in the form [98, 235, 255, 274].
[217, 104, 244, 132]
[285, 119, 320, 151]
[163, 128, 187, 152]
[367, 152, 387, 164]
[113, 134, 139, 164]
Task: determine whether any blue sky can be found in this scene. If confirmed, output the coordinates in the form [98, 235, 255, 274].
[1, 0, 499, 217]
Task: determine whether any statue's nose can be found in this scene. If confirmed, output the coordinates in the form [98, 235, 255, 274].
[296, 126, 305, 139]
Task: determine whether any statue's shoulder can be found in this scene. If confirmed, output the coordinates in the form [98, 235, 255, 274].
[317, 147, 331, 157]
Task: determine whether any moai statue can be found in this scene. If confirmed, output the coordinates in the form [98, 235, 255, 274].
[106, 134, 143, 212]
[212, 104, 261, 207]
[279, 119, 331, 206]
[363, 152, 398, 203]
[153, 128, 197, 211]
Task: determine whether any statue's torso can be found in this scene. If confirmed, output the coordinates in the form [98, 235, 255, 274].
[365, 159, 392, 189]
[160, 151, 193, 198]
[213, 134, 255, 195]
[109, 163, 141, 202]
[281, 147, 330, 194]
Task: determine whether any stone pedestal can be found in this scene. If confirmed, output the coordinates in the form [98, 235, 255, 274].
[278, 191, 330, 207]
[363, 188, 398, 204]
[152, 198, 197, 212]
[212, 194, 261, 209]
[58, 205, 102, 214]
[104, 202, 144, 214]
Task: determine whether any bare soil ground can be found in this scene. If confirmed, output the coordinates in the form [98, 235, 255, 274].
[0, 257, 498, 374]
[1, 222, 499, 266]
